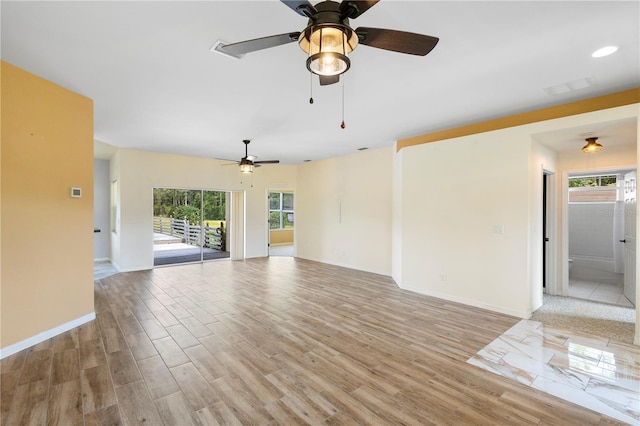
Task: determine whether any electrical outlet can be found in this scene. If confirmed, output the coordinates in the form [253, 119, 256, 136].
[441, 274, 447, 282]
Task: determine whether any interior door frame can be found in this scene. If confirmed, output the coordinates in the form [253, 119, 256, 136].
[559, 165, 637, 297]
[266, 188, 295, 257]
[543, 170, 556, 293]
[623, 170, 637, 306]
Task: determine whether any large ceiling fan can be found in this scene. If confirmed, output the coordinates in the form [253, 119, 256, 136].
[213, 0, 439, 86]
[228, 140, 280, 174]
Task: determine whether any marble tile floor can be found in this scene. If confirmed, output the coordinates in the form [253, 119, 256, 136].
[569, 278, 634, 308]
[467, 319, 640, 425]
[94, 260, 118, 281]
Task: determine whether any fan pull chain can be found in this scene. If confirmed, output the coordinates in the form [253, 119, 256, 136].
[340, 81, 346, 129]
[309, 72, 314, 104]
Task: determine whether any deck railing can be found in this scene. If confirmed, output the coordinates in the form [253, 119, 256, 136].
[153, 217, 225, 251]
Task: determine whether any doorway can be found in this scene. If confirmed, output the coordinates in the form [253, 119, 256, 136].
[153, 188, 230, 266]
[566, 170, 636, 307]
[268, 190, 294, 257]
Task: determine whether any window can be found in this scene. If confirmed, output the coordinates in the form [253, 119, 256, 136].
[569, 175, 617, 188]
[569, 175, 617, 203]
[269, 192, 294, 229]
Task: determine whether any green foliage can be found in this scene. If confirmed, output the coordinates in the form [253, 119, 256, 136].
[269, 211, 280, 229]
[569, 178, 596, 187]
[269, 192, 280, 210]
[171, 205, 200, 224]
[153, 189, 226, 222]
[569, 175, 617, 188]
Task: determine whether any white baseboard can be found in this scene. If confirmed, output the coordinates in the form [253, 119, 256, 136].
[399, 284, 531, 319]
[0, 312, 96, 359]
[295, 255, 391, 277]
[94, 257, 110, 263]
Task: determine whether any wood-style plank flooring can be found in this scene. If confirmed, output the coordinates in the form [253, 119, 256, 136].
[1, 258, 626, 425]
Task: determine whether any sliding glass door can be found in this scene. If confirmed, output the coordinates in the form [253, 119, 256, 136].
[153, 188, 229, 266]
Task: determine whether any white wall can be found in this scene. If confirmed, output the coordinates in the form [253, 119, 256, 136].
[568, 202, 621, 283]
[394, 104, 639, 320]
[296, 146, 393, 275]
[93, 159, 111, 260]
[110, 148, 296, 271]
[569, 203, 615, 259]
[396, 129, 532, 318]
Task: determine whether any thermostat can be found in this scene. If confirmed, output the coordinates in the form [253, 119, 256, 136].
[70, 187, 82, 198]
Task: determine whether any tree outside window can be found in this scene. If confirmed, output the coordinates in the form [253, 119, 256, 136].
[269, 192, 294, 229]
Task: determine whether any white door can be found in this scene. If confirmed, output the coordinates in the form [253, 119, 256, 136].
[623, 171, 636, 306]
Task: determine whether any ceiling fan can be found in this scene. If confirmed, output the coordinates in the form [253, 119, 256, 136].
[213, 0, 439, 86]
[227, 140, 280, 173]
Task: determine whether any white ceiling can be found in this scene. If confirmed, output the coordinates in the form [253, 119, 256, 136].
[533, 117, 638, 153]
[2, 1, 638, 163]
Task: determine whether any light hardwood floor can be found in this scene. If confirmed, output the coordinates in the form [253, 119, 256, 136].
[1, 258, 625, 425]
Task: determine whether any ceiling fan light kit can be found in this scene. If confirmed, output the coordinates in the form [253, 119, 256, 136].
[582, 137, 603, 153]
[234, 140, 280, 173]
[239, 158, 254, 174]
[300, 24, 358, 77]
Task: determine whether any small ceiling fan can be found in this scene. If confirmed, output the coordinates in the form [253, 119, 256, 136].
[213, 0, 439, 86]
[226, 140, 280, 173]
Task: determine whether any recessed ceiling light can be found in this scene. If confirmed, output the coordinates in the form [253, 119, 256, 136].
[591, 46, 618, 58]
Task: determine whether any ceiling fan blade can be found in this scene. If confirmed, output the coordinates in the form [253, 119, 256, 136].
[319, 75, 340, 86]
[339, 1, 379, 19]
[281, 0, 317, 17]
[254, 160, 280, 164]
[355, 27, 439, 56]
[217, 32, 301, 56]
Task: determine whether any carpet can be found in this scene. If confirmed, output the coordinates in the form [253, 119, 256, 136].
[532, 294, 636, 344]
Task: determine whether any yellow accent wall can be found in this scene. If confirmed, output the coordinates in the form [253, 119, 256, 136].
[397, 88, 640, 152]
[1, 61, 94, 349]
[270, 229, 293, 245]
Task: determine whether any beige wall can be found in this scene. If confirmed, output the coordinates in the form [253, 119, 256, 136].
[1, 62, 94, 350]
[270, 229, 293, 245]
[296, 146, 393, 275]
[110, 148, 297, 271]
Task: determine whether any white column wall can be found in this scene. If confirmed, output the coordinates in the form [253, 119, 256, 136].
[396, 129, 532, 318]
[529, 141, 557, 309]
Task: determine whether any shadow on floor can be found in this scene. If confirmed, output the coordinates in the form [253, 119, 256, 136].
[154, 246, 229, 266]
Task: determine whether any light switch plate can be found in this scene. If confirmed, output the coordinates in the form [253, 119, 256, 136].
[70, 187, 82, 198]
